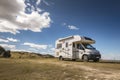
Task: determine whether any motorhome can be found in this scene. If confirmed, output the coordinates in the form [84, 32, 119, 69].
[55, 35, 101, 62]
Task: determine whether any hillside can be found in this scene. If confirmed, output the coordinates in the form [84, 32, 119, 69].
[11, 51, 54, 59]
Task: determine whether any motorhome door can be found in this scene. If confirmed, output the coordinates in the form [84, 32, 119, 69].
[72, 43, 79, 59]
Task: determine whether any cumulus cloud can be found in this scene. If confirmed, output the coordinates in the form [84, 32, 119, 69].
[0, 37, 19, 43]
[7, 37, 19, 42]
[11, 49, 32, 52]
[102, 53, 120, 60]
[23, 42, 48, 50]
[62, 23, 67, 26]
[0, 21, 20, 34]
[0, 0, 51, 34]
[0, 0, 25, 20]
[0, 44, 16, 49]
[16, 11, 51, 32]
[0, 38, 9, 43]
[68, 25, 79, 30]
[51, 48, 55, 51]
[62, 23, 79, 30]
[37, 0, 41, 5]
[42, 0, 50, 6]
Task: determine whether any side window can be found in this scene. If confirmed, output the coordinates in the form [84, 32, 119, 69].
[77, 44, 84, 50]
[57, 44, 62, 49]
[66, 42, 68, 47]
[73, 43, 75, 48]
[80, 44, 84, 50]
[77, 44, 80, 49]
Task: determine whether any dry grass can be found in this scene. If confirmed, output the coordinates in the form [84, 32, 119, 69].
[82, 61, 120, 70]
[11, 51, 54, 59]
[0, 58, 120, 80]
[0, 58, 86, 80]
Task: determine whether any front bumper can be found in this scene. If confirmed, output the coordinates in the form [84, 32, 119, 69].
[88, 54, 101, 60]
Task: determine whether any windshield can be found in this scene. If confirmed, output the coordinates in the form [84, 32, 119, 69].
[82, 44, 95, 50]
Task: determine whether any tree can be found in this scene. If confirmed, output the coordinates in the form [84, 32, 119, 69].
[0, 46, 11, 58]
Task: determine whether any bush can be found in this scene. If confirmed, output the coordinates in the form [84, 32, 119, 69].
[3, 50, 11, 58]
[0, 46, 5, 55]
[0, 46, 11, 58]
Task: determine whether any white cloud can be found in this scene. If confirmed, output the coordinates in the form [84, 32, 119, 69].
[0, 0, 51, 34]
[42, 0, 50, 6]
[0, 37, 19, 43]
[0, 38, 9, 43]
[11, 43, 55, 54]
[102, 53, 120, 60]
[23, 42, 48, 50]
[11, 49, 32, 53]
[62, 23, 79, 30]
[68, 25, 79, 30]
[0, 44, 16, 49]
[0, 21, 20, 34]
[37, 0, 41, 5]
[51, 48, 55, 51]
[7, 37, 19, 42]
[16, 11, 51, 32]
[62, 23, 67, 26]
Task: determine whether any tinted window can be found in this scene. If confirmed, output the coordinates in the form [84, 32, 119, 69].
[66, 42, 68, 47]
[83, 44, 95, 50]
[77, 44, 84, 50]
[73, 43, 75, 48]
[57, 44, 62, 49]
[84, 37, 92, 40]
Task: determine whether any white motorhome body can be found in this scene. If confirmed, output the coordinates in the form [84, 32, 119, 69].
[55, 35, 101, 62]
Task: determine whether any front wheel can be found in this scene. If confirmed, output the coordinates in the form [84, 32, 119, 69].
[93, 59, 99, 62]
[83, 55, 89, 62]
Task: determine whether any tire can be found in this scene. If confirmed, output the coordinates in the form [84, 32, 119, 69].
[93, 59, 99, 62]
[83, 55, 89, 62]
[59, 56, 63, 61]
[72, 59, 76, 61]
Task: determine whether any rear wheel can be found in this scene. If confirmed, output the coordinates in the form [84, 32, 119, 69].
[83, 55, 89, 62]
[72, 59, 76, 61]
[59, 56, 64, 60]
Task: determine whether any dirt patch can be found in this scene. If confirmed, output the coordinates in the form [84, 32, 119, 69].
[29, 59, 120, 80]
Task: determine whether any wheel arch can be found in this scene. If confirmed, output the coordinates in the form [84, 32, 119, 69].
[82, 54, 88, 60]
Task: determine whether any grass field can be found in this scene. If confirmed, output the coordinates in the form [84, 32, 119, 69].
[0, 58, 120, 80]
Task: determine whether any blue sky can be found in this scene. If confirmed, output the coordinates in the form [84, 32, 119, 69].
[0, 0, 120, 59]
